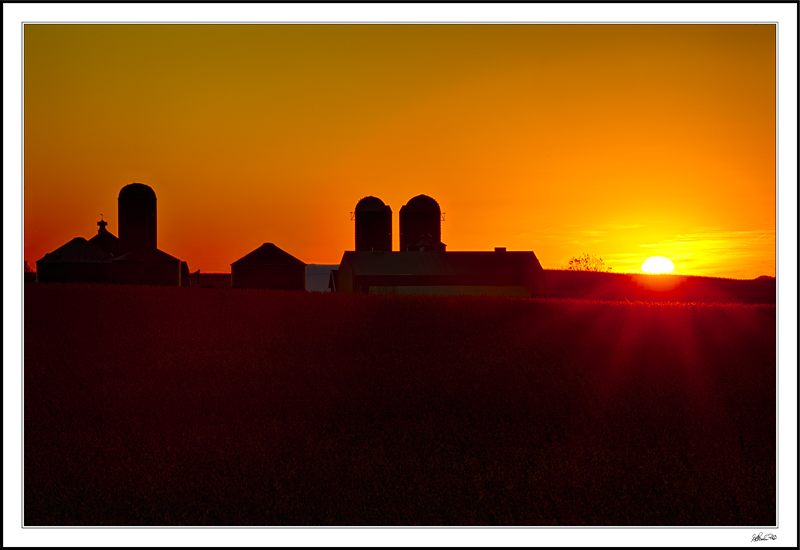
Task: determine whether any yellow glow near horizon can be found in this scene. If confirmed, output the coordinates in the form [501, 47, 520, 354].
[22, 24, 776, 277]
[641, 256, 675, 274]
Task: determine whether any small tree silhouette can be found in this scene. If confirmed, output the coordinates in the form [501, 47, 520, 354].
[24, 260, 36, 282]
[564, 253, 611, 272]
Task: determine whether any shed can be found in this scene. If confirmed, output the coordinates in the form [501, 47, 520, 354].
[36, 237, 113, 283]
[111, 245, 181, 286]
[230, 243, 306, 290]
[335, 249, 545, 297]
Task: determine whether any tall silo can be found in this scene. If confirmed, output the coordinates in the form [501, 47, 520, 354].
[354, 196, 392, 252]
[399, 194, 442, 252]
[118, 183, 157, 256]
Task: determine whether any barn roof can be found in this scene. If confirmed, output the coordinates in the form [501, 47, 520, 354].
[88, 228, 119, 255]
[37, 238, 113, 264]
[340, 250, 543, 277]
[231, 243, 306, 267]
[113, 245, 180, 263]
[407, 234, 447, 250]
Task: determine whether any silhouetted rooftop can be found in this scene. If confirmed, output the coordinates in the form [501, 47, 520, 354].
[340, 250, 543, 277]
[355, 196, 391, 213]
[118, 183, 156, 201]
[401, 194, 440, 214]
[407, 234, 447, 250]
[37, 238, 113, 264]
[231, 243, 306, 267]
[89, 222, 119, 255]
[113, 245, 179, 263]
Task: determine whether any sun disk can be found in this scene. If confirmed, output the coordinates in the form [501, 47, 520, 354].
[641, 256, 675, 274]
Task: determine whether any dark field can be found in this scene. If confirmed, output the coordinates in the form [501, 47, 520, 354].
[24, 283, 776, 526]
[544, 270, 776, 304]
[188, 269, 778, 305]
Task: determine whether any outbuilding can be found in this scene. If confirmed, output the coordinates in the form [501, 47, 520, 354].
[111, 245, 181, 286]
[230, 243, 306, 290]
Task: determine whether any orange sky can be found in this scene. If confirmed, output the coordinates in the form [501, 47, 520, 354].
[23, 24, 776, 277]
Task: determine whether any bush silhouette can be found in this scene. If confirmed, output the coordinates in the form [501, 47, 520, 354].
[564, 253, 611, 272]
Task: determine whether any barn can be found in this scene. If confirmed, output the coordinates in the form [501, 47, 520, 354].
[230, 243, 306, 290]
[111, 245, 181, 286]
[88, 218, 119, 257]
[36, 237, 113, 283]
[335, 248, 546, 297]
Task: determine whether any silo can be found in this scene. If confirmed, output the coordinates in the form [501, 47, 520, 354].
[399, 194, 441, 252]
[118, 183, 157, 256]
[354, 196, 392, 252]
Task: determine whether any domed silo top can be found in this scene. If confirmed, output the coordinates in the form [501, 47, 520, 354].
[355, 196, 392, 213]
[402, 194, 440, 214]
[118, 182, 156, 201]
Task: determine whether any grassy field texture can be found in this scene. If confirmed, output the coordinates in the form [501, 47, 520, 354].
[24, 283, 776, 526]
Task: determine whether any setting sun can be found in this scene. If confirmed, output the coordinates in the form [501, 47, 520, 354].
[20, 23, 776, 278]
[641, 256, 675, 274]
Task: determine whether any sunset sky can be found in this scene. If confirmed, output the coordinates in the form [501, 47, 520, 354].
[23, 23, 776, 277]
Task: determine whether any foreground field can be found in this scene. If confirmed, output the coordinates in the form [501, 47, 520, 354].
[24, 284, 776, 526]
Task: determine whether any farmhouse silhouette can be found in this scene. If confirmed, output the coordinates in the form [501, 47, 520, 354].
[35, 185, 546, 297]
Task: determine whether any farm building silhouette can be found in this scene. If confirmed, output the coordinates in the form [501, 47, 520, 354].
[399, 194, 445, 252]
[88, 217, 118, 256]
[230, 243, 306, 290]
[353, 196, 392, 252]
[33, 186, 546, 296]
[35, 237, 114, 284]
[36, 183, 186, 286]
[330, 194, 546, 297]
